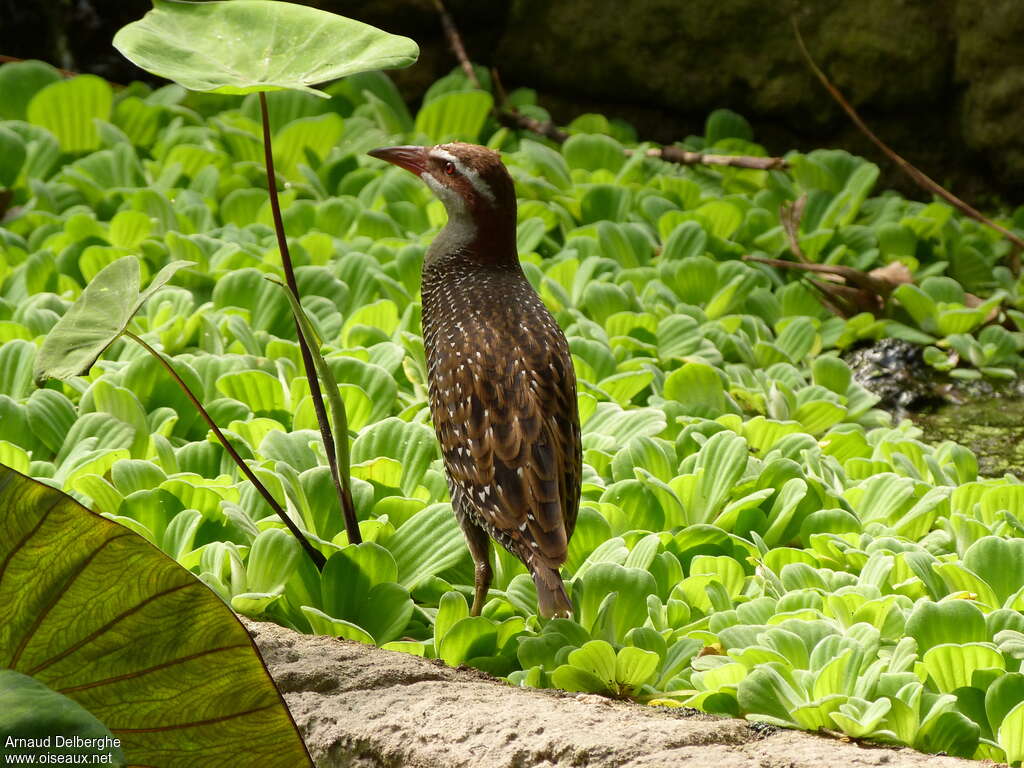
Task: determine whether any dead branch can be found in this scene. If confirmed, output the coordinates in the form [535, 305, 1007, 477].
[744, 254, 912, 317]
[642, 146, 788, 171]
[791, 18, 1024, 272]
[496, 106, 571, 144]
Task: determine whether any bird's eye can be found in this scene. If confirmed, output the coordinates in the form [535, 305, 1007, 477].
[443, 161, 456, 176]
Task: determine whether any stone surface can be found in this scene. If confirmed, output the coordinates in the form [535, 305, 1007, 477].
[955, 0, 1024, 193]
[246, 618, 988, 768]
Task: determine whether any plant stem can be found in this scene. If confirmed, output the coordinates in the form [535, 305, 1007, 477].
[266, 275, 356, 537]
[124, 330, 326, 570]
[258, 91, 361, 545]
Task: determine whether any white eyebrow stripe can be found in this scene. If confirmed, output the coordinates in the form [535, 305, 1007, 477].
[430, 147, 497, 204]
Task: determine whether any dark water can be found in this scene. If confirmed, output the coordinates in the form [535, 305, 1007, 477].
[911, 398, 1024, 479]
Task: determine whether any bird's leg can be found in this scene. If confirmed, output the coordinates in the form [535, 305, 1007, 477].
[461, 518, 493, 616]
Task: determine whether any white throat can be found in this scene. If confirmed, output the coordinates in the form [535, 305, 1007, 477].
[423, 172, 478, 265]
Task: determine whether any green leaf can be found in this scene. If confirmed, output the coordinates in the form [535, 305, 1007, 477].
[705, 109, 753, 145]
[811, 356, 851, 394]
[615, 646, 660, 690]
[663, 361, 726, 417]
[662, 222, 708, 262]
[964, 536, 1024, 606]
[350, 417, 437, 495]
[921, 643, 1004, 693]
[0, 59, 62, 121]
[0, 339, 36, 400]
[0, 126, 27, 188]
[575, 563, 657, 644]
[34, 257, 193, 384]
[434, 590, 469, 646]
[563, 134, 626, 173]
[690, 555, 745, 598]
[999, 700, 1024, 766]
[213, 268, 291, 337]
[320, 543, 413, 644]
[300, 606, 374, 643]
[114, 0, 418, 98]
[274, 112, 345, 177]
[695, 200, 742, 240]
[384, 503, 466, 589]
[108, 210, 153, 249]
[905, 600, 988, 653]
[27, 75, 113, 152]
[438, 616, 497, 667]
[244, 528, 301, 594]
[988, 674, 1024, 750]
[0, 465, 312, 766]
[553, 639, 617, 694]
[216, 370, 286, 414]
[0, 671, 126, 766]
[679, 430, 749, 524]
[414, 90, 494, 143]
[737, 666, 803, 726]
[893, 284, 938, 334]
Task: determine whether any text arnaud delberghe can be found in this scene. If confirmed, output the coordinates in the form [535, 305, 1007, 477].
[5, 735, 122, 750]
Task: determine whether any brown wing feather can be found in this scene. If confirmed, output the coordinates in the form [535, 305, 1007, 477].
[426, 271, 580, 568]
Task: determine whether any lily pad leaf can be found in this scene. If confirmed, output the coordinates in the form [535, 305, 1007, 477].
[34, 257, 193, 384]
[0, 465, 312, 766]
[113, 0, 419, 98]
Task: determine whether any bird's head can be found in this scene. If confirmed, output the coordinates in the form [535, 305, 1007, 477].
[368, 142, 517, 251]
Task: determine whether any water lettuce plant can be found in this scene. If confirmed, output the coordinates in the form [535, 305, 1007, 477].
[2, 52, 1024, 763]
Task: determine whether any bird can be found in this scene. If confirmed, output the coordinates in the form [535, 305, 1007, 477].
[367, 142, 581, 619]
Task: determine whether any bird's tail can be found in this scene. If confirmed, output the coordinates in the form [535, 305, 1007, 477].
[532, 566, 573, 619]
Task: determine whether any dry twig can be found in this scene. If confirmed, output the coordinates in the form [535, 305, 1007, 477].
[791, 18, 1024, 272]
[430, 0, 480, 88]
[642, 146, 788, 171]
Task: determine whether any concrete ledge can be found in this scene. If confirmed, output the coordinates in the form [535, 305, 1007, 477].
[245, 620, 987, 768]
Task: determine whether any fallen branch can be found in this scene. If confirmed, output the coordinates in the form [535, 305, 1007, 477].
[791, 18, 1024, 272]
[643, 146, 788, 171]
[431, 2, 787, 171]
[744, 254, 912, 317]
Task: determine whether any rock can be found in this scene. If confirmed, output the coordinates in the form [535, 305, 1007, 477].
[246, 618, 985, 768]
[954, 0, 1024, 194]
[844, 338, 938, 412]
[498, 0, 951, 117]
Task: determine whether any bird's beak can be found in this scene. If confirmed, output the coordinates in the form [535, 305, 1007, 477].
[367, 145, 430, 176]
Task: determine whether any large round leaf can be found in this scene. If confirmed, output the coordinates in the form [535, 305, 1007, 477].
[113, 0, 419, 98]
[0, 465, 312, 767]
